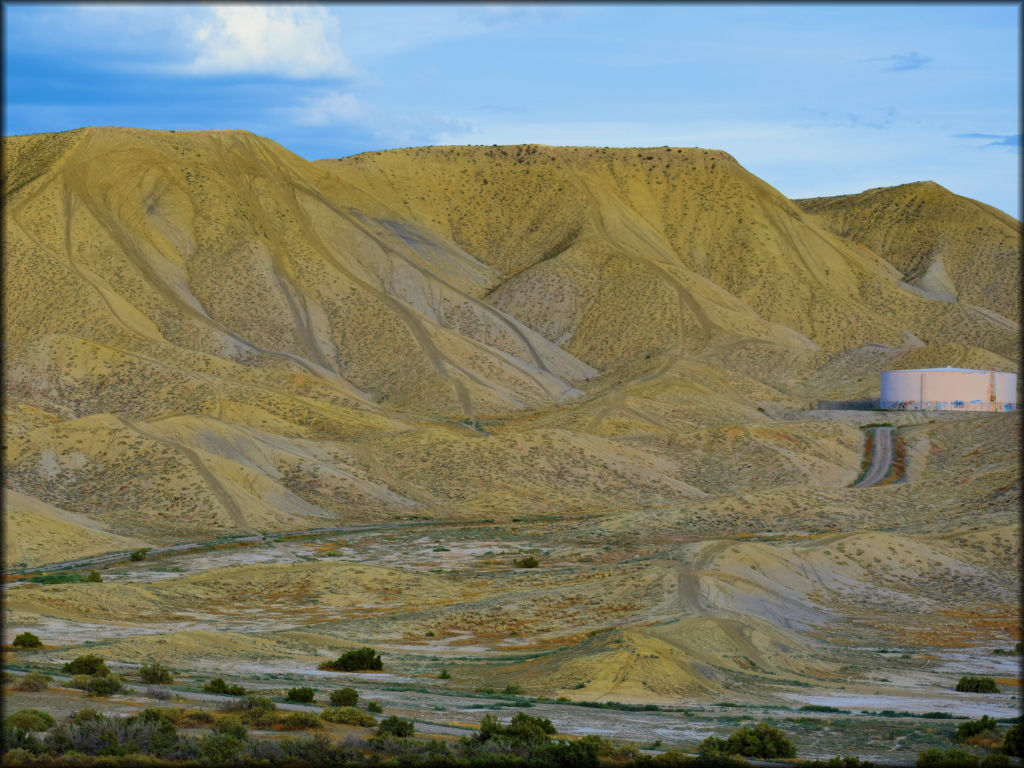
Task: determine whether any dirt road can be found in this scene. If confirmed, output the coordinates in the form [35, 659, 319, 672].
[853, 426, 894, 488]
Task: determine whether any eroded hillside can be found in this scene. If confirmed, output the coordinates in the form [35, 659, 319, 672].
[2, 126, 1019, 554]
[2, 128, 1019, 710]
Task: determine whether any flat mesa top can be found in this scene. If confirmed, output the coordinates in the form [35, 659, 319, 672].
[883, 367, 1014, 374]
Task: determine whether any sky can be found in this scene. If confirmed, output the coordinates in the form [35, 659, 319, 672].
[3, 3, 1020, 217]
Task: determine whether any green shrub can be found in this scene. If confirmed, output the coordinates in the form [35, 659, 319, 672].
[438, 668, 452, 679]
[367, 701, 383, 713]
[15, 672, 51, 692]
[236, 694, 276, 713]
[377, 715, 414, 737]
[514, 556, 539, 568]
[203, 677, 244, 695]
[540, 737, 600, 767]
[86, 674, 124, 696]
[956, 715, 1000, 742]
[321, 706, 376, 727]
[319, 647, 383, 672]
[802, 758, 875, 768]
[204, 677, 228, 694]
[980, 755, 1011, 768]
[198, 732, 245, 764]
[699, 735, 729, 755]
[181, 709, 216, 727]
[1003, 720, 1023, 756]
[717, 722, 796, 759]
[503, 683, 524, 695]
[12, 632, 42, 649]
[69, 674, 91, 690]
[213, 714, 247, 740]
[69, 708, 105, 726]
[478, 711, 555, 743]
[4, 709, 56, 731]
[62, 654, 109, 676]
[285, 686, 315, 703]
[956, 676, 1000, 693]
[506, 711, 556, 740]
[139, 662, 173, 684]
[280, 712, 323, 731]
[86, 570, 103, 583]
[129, 549, 149, 561]
[67, 675, 90, 696]
[329, 687, 359, 707]
[917, 747, 980, 767]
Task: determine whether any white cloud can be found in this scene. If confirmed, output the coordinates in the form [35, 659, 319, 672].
[290, 91, 364, 126]
[186, 5, 351, 78]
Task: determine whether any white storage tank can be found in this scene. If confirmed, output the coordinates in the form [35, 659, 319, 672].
[880, 367, 1017, 411]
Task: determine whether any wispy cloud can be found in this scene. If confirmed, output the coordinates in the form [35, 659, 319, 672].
[289, 91, 365, 127]
[183, 5, 352, 79]
[955, 133, 1021, 149]
[284, 89, 472, 147]
[796, 107, 896, 131]
[864, 51, 933, 72]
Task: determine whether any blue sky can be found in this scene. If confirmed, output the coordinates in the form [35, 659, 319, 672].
[4, 3, 1020, 217]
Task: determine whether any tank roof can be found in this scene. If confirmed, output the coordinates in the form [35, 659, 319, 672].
[882, 367, 1014, 374]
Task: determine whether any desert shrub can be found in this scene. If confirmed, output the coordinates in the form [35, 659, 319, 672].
[506, 712, 556, 740]
[235, 694, 276, 713]
[285, 686, 315, 703]
[698, 735, 729, 755]
[129, 549, 149, 561]
[718, 722, 796, 759]
[957, 715, 1000, 742]
[319, 647, 383, 672]
[203, 678, 246, 696]
[956, 676, 1000, 693]
[69, 674, 91, 690]
[366, 701, 383, 713]
[478, 712, 555, 745]
[5, 709, 56, 731]
[1, 736, 41, 759]
[802, 758, 876, 768]
[138, 662, 173, 684]
[438, 668, 452, 679]
[124, 708, 180, 755]
[514, 556, 539, 568]
[538, 736, 600, 767]
[203, 677, 229, 694]
[40, 710, 180, 758]
[197, 732, 245, 764]
[321, 706, 377, 727]
[1003, 720, 1023, 756]
[329, 687, 358, 707]
[85, 570, 103, 582]
[145, 686, 173, 700]
[279, 712, 323, 731]
[69, 708, 105, 725]
[377, 715, 414, 737]
[180, 709, 216, 728]
[575, 733, 637, 759]
[62, 654, 109, 676]
[286, 732, 347, 765]
[86, 674, 124, 696]
[212, 714, 247, 740]
[15, 672, 51, 691]
[917, 747, 980, 767]
[980, 755, 1011, 768]
[503, 683, 524, 695]
[12, 632, 42, 649]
